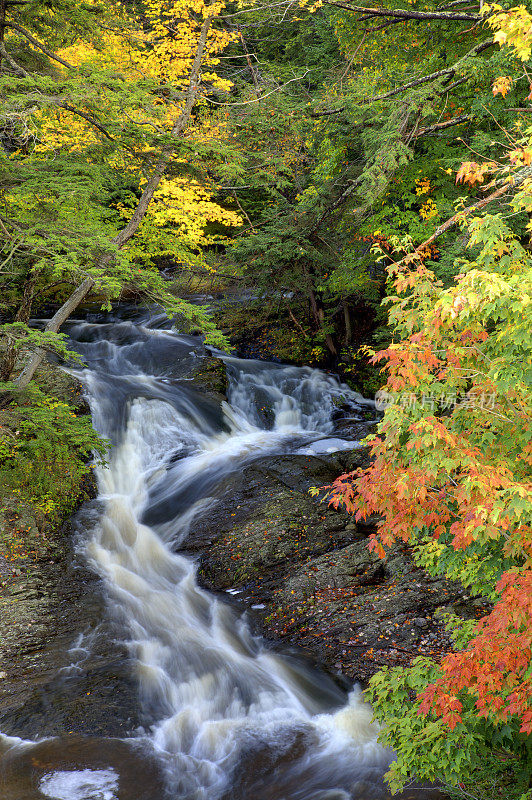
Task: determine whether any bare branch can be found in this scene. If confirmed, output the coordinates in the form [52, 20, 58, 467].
[312, 175, 364, 230]
[112, 14, 214, 251]
[14, 16, 216, 388]
[323, 1, 481, 22]
[397, 166, 532, 267]
[364, 39, 492, 103]
[0, 42, 28, 75]
[438, 76, 470, 94]
[412, 113, 471, 138]
[55, 103, 115, 140]
[364, 17, 405, 32]
[204, 70, 310, 106]
[310, 106, 346, 117]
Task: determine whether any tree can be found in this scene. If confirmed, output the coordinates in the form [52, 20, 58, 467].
[0, 0, 239, 389]
[325, 6, 532, 793]
[214, 0, 532, 377]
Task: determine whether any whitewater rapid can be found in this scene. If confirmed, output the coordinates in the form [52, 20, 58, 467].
[1, 310, 396, 800]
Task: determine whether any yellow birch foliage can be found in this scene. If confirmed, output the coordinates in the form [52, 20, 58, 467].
[30, 0, 240, 263]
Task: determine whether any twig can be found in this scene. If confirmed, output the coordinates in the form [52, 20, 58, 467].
[204, 71, 310, 106]
[54, 103, 115, 140]
[231, 192, 255, 232]
[364, 39, 492, 103]
[288, 308, 307, 335]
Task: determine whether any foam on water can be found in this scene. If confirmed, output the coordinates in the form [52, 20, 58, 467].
[2, 315, 390, 800]
[39, 768, 119, 800]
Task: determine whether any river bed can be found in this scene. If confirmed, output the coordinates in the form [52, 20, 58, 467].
[0, 307, 445, 800]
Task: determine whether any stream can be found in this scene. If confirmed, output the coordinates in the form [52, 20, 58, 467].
[0, 308, 435, 800]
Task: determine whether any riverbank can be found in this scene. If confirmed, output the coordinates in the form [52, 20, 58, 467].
[208, 289, 383, 396]
[190, 327, 481, 688]
[0, 363, 141, 739]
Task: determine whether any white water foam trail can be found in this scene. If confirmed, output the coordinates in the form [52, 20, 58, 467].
[29, 319, 386, 799]
[39, 768, 119, 800]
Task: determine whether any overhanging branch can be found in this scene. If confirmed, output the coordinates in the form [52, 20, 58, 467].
[323, 1, 481, 22]
[6, 22, 72, 68]
[397, 166, 532, 267]
[412, 113, 471, 138]
[364, 39, 492, 103]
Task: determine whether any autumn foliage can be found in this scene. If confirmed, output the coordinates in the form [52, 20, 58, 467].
[325, 7, 532, 777]
[326, 117, 532, 788]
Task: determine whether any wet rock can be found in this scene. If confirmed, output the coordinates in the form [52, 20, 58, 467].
[0, 735, 166, 800]
[0, 527, 142, 740]
[35, 359, 91, 413]
[0, 420, 140, 740]
[193, 451, 467, 684]
[190, 355, 228, 400]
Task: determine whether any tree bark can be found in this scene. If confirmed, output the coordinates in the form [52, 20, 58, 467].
[343, 300, 352, 344]
[324, 1, 481, 22]
[5, 21, 72, 67]
[412, 113, 471, 139]
[0, 0, 5, 56]
[13, 15, 214, 390]
[307, 280, 337, 358]
[14, 277, 95, 389]
[0, 269, 38, 382]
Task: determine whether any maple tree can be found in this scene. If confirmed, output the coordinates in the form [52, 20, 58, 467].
[323, 7, 532, 794]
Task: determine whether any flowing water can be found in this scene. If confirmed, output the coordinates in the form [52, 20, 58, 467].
[0, 309, 435, 800]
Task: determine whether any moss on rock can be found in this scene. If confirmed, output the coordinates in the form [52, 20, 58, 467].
[191, 356, 228, 399]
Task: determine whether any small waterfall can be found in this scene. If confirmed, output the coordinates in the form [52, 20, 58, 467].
[223, 356, 371, 433]
[1, 313, 391, 800]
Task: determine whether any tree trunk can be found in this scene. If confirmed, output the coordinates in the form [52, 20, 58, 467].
[0, 269, 38, 382]
[342, 300, 352, 344]
[308, 287, 337, 357]
[318, 306, 337, 357]
[0, 0, 6, 63]
[12, 15, 214, 390]
[303, 263, 337, 358]
[14, 277, 95, 389]
[308, 286, 321, 330]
